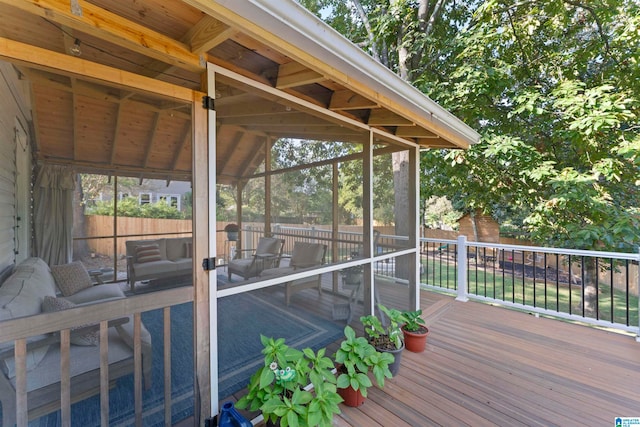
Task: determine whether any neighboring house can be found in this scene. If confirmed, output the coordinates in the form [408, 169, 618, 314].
[0, 1, 479, 425]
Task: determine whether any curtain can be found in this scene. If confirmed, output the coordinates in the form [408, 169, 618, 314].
[34, 164, 75, 266]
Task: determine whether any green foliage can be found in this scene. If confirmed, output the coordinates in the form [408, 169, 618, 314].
[86, 197, 187, 219]
[399, 309, 426, 333]
[235, 335, 341, 427]
[360, 304, 403, 350]
[333, 326, 393, 397]
[304, 0, 640, 252]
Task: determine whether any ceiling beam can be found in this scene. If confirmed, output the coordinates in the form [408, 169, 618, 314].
[170, 122, 192, 172]
[2, 0, 204, 72]
[186, 15, 237, 54]
[395, 126, 438, 138]
[109, 102, 124, 165]
[329, 89, 378, 111]
[368, 109, 413, 126]
[276, 62, 324, 89]
[218, 112, 335, 127]
[142, 112, 161, 168]
[0, 37, 199, 102]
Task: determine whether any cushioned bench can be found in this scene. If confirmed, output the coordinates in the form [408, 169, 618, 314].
[125, 237, 192, 292]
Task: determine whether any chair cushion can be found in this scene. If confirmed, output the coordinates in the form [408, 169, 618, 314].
[135, 244, 162, 264]
[50, 262, 93, 297]
[42, 297, 99, 346]
[290, 242, 325, 268]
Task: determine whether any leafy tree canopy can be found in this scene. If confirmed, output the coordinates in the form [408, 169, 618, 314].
[300, 0, 640, 251]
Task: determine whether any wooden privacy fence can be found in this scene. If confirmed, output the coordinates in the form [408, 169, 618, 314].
[83, 215, 193, 256]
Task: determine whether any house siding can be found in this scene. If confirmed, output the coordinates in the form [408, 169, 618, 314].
[0, 61, 32, 275]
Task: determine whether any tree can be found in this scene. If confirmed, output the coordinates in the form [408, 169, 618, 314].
[301, 0, 640, 315]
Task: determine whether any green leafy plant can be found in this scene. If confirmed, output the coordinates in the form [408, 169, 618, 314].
[333, 325, 394, 397]
[235, 335, 342, 427]
[400, 309, 427, 333]
[360, 304, 404, 350]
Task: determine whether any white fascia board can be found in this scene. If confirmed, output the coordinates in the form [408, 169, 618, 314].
[214, 0, 480, 147]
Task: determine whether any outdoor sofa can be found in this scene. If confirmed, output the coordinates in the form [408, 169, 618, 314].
[0, 257, 152, 426]
[125, 237, 192, 292]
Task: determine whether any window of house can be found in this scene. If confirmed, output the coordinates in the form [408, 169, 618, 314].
[159, 194, 181, 210]
[139, 192, 152, 205]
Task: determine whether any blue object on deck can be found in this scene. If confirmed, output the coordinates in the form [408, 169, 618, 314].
[218, 401, 252, 427]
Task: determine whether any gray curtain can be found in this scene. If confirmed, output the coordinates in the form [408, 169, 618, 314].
[34, 164, 75, 266]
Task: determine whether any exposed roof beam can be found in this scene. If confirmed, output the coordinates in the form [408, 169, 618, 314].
[170, 122, 192, 171]
[329, 89, 378, 111]
[218, 112, 335, 127]
[2, 0, 204, 72]
[142, 112, 161, 168]
[0, 37, 199, 102]
[186, 15, 237, 53]
[276, 62, 324, 89]
[110, 103, 124, 165]
[368, 109, 413, 126]
[395, 126, 438, 138]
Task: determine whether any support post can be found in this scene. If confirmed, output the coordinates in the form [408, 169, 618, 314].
[456, 235, 469, 302]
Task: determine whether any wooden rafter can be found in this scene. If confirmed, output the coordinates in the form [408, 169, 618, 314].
[0, 0, 204, 72]
[142, 112, 161, 168]
[109, 102, 124, 165]
[276, 62, 324, 89]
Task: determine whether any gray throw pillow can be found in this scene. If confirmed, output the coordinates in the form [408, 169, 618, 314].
[42, 296, 99, 346]
[50, 262, 92, 297]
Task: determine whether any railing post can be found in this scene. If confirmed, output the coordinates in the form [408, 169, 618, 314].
[637, 248, 640, 343]
[456, 235, 469, 302]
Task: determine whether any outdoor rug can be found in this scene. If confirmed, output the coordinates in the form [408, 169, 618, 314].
[29, 302, 195, 427]
[217, 291, 344, 399]
[26, 275, 343, 426]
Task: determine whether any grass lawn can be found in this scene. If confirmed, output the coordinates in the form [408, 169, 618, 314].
[421, 258, 639, 327]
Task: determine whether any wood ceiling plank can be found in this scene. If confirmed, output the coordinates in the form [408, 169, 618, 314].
[1, 0, 203, 72]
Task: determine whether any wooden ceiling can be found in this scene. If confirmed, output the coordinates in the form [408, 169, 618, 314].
[0, 0, 471, 185]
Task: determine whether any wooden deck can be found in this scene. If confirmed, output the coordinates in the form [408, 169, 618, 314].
[329, 290, 640, 426]
[221, 274, 640, 426]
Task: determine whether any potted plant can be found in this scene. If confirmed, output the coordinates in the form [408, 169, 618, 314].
[224, 223, 239, 241]
[333, 325, 394, 407]
[360, 304, 404, 376]
[400, 309, 429, 353]
[235, 335, 342, 427]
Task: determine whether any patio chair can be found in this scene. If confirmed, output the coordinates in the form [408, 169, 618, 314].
[227, 237, 284, 280]
[261, 241, 327, 305]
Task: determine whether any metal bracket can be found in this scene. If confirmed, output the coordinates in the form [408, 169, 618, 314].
[202, 257, 217, 271]
[202, 96, 215, 111]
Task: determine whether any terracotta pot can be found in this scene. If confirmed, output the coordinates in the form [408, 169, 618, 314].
[338, 385, 365, 407]
[402, 326, 429, 353]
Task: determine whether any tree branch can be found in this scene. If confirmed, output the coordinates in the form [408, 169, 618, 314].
[349, 0, 381, 63]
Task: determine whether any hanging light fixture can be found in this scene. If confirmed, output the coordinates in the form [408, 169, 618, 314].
[70, 38, 82, 56]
